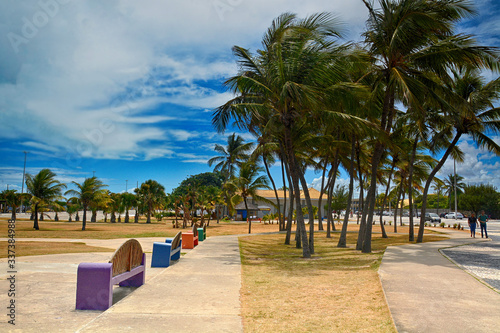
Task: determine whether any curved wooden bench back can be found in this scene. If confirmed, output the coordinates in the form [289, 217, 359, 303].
[192, 224, 198, 237]
[171, 231, 182, 249]
[109, 239, 144, 277]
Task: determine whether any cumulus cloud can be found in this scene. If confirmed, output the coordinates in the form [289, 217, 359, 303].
[438, 136, 500, 189]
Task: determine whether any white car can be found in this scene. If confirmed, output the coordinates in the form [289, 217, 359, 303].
[445, 212, 463, 219]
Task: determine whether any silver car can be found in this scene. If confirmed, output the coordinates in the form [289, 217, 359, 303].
[445, 212, 463, 219]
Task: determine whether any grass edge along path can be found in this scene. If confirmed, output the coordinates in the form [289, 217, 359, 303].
[0, 241, 114, 258]
[239, 231, 447, 333]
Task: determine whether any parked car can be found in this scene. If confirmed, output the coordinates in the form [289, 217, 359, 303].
[382, 211, 394, 216]
[445, 212, 463, 219]
[439, 212, 447, 218]
[425, 213, 441, 223]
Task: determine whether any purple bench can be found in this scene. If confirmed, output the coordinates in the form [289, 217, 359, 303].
[76, 239, 146, 311]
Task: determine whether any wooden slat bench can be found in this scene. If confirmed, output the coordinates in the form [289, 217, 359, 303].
[76, 239, 146, 311]
[151, 231, 182, 267]
[182, 224, 199, 249]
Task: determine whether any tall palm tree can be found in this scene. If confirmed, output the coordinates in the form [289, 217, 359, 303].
[213, 12, 359, 257]
[360, 0, 497, 252]
[135, 180, 166, 223]
[226, 162, 273, 234]
[65, 177, 107, 231]
[25, 169, 66, 230]
[417, 69, 500, 242]
[443, 173, 465, 211]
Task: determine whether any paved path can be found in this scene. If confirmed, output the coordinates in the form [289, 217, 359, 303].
[379, 225, 500, 333]
[0, 236, 242, 332]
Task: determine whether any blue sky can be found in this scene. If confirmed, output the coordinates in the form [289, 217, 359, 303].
[0, 0, 499, 196]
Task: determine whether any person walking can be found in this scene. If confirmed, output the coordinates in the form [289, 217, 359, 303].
[468, 213, 479, 238]
[478, 210, 489, 238]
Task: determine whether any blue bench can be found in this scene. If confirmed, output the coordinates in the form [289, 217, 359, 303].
[151, 231, 182, 267]
[76, 239, 146, 311]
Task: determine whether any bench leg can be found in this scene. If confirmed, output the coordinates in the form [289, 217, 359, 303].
[76, 263, 113, 311]
[171, 240, 182, 261]
[121, 253, 146, 286]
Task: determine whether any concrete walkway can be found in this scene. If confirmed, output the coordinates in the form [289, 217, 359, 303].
[379, 227, 500, 333]
[0, 236, 242, 332]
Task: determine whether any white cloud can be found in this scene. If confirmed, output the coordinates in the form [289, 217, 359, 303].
[438, 136, 500, 189]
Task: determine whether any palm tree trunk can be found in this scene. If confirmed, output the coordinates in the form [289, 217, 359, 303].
[125, 209, 129, 223]
[338, 138, 356, 247]
[379, 161, 396, 238]
[33, 203, 39, 230]
[394, 184, 403, 232]
[317, 160, 327, 231]
[244, 197, 251, 234]
[408, 137, 419, 242]
[281, 153, 287, 232]
[263, 155, 282, 231]
[82, 206, 87, 231]
[298, 171, 315, 254]
[417, 133, 462, 242]
[147, 204, 152, 223]
[284, 125, 310, 258]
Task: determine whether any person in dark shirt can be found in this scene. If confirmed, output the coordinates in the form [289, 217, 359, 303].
[468, 213, 478, 238]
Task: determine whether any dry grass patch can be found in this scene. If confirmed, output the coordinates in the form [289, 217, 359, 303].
[239, 231, 446, 333]
[0, 241, 114, 258]
[0, 218, 283, 239]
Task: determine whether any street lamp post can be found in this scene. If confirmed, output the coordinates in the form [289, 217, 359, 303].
[21, 151, 28, 213]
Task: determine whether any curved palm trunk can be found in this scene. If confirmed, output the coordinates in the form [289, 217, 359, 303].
[281, 155, 288, 231]
[338, 139, 356, 247]
[263, 155, 282, 231]
[317, 161, 327, 231]
[298, 171, 315, 254]
[407, 138, 419, 241]
[55, 212, 59, 221]
[284, 125, 310, 258]
[393, 184, 403, 232]
[91, 210, 97, 222]
[417, 133, 462, 242]
[379, 161, 397, 238]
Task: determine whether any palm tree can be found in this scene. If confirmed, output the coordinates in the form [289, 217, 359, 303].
[360, 0, 497, 252]
[432, 178, 445, 214]
[417, 69, 500, 242]
[443, 173, 465, 211]
[121, 192, 136, 223]
[226, 162, 273, 234]
[208, 133, 254, 181]
[25, 169, 66, 230]
[213, 13, 358, 257]
[65, 177, 107, 231]
[135, 180, 166, 223]
[3, 190, 30, 220]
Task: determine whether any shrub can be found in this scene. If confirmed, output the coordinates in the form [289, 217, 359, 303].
[440, 222, 446, 228]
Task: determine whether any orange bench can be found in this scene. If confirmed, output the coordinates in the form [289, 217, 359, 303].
[182, 224, 199, 249]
